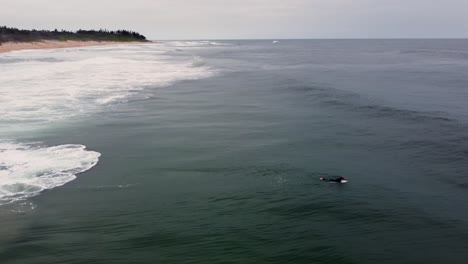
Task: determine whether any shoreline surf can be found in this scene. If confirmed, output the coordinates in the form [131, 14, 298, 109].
[0, 40, 149, 54]
[0, 41, 216, 207]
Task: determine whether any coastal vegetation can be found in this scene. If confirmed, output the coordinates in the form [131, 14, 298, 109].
[0, 26, 148, 43]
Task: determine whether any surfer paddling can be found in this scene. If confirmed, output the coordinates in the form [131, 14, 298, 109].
[320, 176, 348, 183]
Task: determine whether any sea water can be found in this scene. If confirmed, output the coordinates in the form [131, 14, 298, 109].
[0, 40, 467, 263]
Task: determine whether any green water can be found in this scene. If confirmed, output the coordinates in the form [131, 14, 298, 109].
[1, 40, 468, 263]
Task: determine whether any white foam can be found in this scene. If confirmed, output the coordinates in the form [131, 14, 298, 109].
[0, 142, 100, 205]
[0, 43, 215, 206]
[163, 41, 228, 47]
[0, 44, 214, 128]
[190, 56, 207, 68]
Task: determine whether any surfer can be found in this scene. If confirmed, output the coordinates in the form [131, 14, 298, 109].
[320, 176, 348, 183]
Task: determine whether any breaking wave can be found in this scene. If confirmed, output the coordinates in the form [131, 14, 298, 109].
[0, 43, 216, 206]
[0, 46, 214, 126]
[0, 142, 100, 205]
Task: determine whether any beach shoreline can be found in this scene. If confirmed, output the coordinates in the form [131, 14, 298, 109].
[0, 40, 144, 54]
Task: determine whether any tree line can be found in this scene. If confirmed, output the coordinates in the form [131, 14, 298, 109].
[0, 26, 148, 43]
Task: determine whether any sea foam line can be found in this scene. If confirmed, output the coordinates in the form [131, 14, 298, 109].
[0, 142, 100, 205]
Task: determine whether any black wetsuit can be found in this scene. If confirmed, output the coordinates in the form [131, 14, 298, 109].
[322, 177, 346, 183]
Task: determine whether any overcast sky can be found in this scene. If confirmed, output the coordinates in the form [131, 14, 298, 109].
[1, 0, 468, 39]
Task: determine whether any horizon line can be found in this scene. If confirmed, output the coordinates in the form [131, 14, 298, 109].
[150, 37, 468, 41]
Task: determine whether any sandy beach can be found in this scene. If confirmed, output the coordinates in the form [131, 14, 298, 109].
[0, 40, 137, 53]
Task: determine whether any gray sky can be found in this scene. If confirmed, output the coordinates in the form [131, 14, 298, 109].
[1, 0, 468, 39]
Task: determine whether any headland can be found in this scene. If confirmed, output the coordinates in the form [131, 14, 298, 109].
[0, 26, 149, 53]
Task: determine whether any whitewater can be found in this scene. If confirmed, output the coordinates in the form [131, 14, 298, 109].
[0, 42, 216, 206]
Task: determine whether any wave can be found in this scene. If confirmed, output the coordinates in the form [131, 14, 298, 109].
[163, 41, 228, 48]
[289, 84, 456, 124]
[65, 183, 139, 191]
[288, 84, 468, 188]
[397, 48, 468, 60]
[190, 56, 206, 68]
[0, 46, 214, 128]
[0, 42, 218, 207]
[0, 142, 100, 205]
[0, 56, 64, 64]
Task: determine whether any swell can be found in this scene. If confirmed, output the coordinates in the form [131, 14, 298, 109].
[289, 84, 455, 124]
[397, 48, 468, 60]
[286, 84, 468, 186]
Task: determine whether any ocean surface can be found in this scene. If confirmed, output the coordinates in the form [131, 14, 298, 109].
[1, 40, 468, 263]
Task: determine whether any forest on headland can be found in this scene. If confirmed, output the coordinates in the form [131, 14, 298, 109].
[0, 26, 148, 43]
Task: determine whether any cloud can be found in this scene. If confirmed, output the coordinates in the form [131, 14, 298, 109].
[1, 0, 468, 39]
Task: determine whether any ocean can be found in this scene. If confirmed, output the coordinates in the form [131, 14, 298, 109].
[0, 40, 467, 263]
